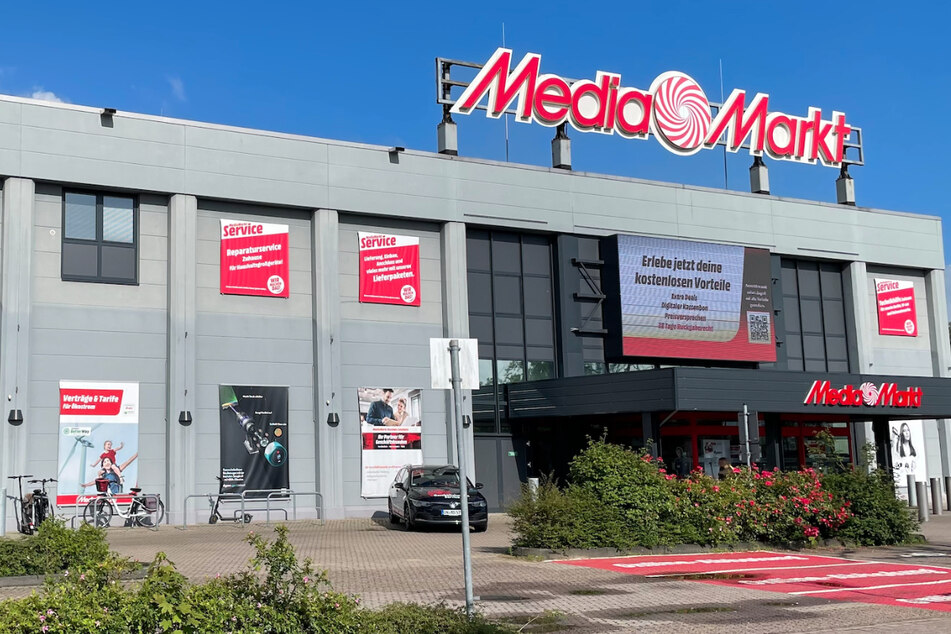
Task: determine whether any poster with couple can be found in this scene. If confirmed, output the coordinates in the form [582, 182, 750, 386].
[358, 387, 422, 497]
[57, 381, 139, 506]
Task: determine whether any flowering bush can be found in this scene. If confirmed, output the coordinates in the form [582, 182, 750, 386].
[509, 439, 917, 550]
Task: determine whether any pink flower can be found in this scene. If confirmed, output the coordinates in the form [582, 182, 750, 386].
[39, 615, 45, 622]
[80, 574, 85, 580]
[304, 576, 310, 583]
[712, 486, 720, 492]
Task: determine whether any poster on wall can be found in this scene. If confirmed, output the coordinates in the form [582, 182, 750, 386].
[220, 219, 290, 298]
[219, 385, 289, 498]
[891, 420, 926, 500]
[57, 381, 139, 507]
[875, 278, 918, 337]
[603, 234, 775, 362]
[358, 387, 423, 497]
[358, 232, 421, 306]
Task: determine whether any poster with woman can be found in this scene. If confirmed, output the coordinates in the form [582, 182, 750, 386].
[891, 420, 926, 500]
[358, 387, 422, 497]
[57, 381, 139, 506]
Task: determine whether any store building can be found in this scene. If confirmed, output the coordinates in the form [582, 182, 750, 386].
[1, 57, 950, 524]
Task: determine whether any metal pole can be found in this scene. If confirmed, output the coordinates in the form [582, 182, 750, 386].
[742, 404, 751, 467]
[908, 474, 917, 507]
[945, 476, 951, 512]
[0, 488, 5, 537]
[932, 478, 943, 516]
[450, 339, 475, 618]
[916, 481, 929, 523]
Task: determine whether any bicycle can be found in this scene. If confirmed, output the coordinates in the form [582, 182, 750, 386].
[208, 476, 252, 524]
[7, 475, 56, 535]
[82, 478, 165, 528]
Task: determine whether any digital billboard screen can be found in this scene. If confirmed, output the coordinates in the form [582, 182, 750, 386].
[603, 234, 775, 362]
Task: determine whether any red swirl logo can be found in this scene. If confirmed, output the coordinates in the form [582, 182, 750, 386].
[860, 382, 879, 406]
[650, 72, 711, 155]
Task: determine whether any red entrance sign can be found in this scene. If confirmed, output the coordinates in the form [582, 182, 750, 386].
[358, 232, 421, 306]
[875, 278, 918, 337]
[803, 380, 922, 408]
[220, 219, 289, 298]
[558, 551, 951, 613]
[59, 389, 125, 416]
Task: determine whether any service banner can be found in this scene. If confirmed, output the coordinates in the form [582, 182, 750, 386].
[220, 219, 290, 298]
[219, 385, 289, 498]
[358, 232, 421, 306]
[358, 387, 423, 497]
[57, 381, 139, 506]
[611, 234, 775, 362]
[875, 278, 918, 337]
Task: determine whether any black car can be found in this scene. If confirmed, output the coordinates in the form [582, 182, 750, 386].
[388, 464, 488, 531]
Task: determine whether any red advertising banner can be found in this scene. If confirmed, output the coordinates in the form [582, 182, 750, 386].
[875, 278, 917, 337]
[358, 232, 421, 306]
[220, 219, 290, 298]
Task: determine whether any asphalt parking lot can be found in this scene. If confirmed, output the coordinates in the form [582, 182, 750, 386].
[9, 512, 951, 632]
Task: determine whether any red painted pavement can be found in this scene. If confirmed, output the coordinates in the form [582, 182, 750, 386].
[555, 551, 951, 612]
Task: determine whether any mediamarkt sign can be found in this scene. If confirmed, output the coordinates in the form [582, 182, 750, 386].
[451, 48, 853, 168]
[804, 380, 922, 408]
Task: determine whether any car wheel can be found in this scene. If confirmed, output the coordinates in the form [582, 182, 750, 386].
[388, 501, 399, 525]
[404, 503, 415, 530]
[472, 522, 488, 533]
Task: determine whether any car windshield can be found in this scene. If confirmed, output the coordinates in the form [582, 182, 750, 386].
[411, 468, 462, 488]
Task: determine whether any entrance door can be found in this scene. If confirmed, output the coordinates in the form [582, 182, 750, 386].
[474, 436, 527, 511]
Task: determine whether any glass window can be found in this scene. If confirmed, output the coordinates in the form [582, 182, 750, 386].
[491, 234, 521, 274]
[584, 362, 607, 375]
[62, 191, 137, 284]
[496, 359, 525, 384]
[479, 359, 495, 388]
[493, 276, 522, 315]
[527, 361, 553, 381]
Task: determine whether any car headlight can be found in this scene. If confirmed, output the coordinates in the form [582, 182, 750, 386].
[409, 499, 430, 507]
[470, 500, 486, 507]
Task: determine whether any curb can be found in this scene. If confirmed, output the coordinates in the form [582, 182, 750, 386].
[511, 538, 851, 561]
[0, 564, 149, 589]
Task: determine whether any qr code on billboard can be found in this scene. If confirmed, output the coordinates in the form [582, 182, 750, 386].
[747, 312, 771, 344]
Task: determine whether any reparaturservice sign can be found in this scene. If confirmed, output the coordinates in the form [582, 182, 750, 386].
[220, 219, 289, 298]
[610, 235, 775, 362]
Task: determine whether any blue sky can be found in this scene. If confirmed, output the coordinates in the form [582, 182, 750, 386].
[1, 3, 949, 276]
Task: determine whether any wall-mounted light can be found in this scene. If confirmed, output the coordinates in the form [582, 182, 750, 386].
[463, 415, 471, 429]
[327, 413, 340, 427]
[7, 409, 23, 426]
[178, 410, 193, 426]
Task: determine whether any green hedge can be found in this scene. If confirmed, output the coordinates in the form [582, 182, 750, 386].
[509, 438, 918, 550]
[0, 521, 113, 578]
[0, 525, 506, 633]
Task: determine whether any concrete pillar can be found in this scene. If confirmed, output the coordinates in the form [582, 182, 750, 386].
[925, 269, 951, 481]
[0, 178, 35, 527]
[312, 209, 344, 519]
[749, 156, 769, 194]
[438, 118, 458, 156]
[166, 194, 197, 523]
[552, 124, 571, 170]
[843, 261, 876, 468]
[440, 222, 474, 479]
[836, 166, 856, 206]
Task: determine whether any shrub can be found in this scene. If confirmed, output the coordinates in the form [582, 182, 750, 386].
[0, 520, 112, 578]
[823, 467, 919, 545]
[0, 525, 507, 633]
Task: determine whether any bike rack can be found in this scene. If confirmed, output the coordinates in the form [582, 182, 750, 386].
[182, 488, 323, 529]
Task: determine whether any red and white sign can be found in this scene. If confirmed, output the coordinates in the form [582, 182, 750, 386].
[452, 48, 853, 168]
[220, 219, 289, 298]
[57, 381, 139, 506]
[358, 232, 421, 306]
[558, 551, 951, 613]
[875, 278, 918, 337]
[803, 380, 922, 408]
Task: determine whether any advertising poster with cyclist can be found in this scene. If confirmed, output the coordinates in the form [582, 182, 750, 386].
[358, 387, 423, 497]
[57, 381, 139, 506]
[218, 385, 289, 498]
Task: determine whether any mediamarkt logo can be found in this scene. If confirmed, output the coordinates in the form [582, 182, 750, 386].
[451, 48, 853, 168]
[803, 380, 922, 408]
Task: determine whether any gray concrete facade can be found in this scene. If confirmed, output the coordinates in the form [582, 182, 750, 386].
[0, 94, 949, 526]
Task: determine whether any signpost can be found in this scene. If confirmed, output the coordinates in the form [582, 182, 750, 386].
[430, 337, 479, 618]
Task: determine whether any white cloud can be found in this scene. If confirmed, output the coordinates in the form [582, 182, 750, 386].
[29, 88, 65, 103]
[166, 76, 186, 102]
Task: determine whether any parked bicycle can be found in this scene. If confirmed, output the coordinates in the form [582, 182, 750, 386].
[208, 476, 252, 524]
[7, 475, 55, 535]
[82, 478, 165, 528]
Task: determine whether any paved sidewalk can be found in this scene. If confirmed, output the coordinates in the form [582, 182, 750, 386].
[88, 512, 951, 632]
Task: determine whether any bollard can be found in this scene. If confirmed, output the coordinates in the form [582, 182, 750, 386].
[908, 475, 917, 507]
[945, 476, 951, 512]
[933, 478, 944, 515]
[917, 481, 929, 523]
[528, 478, 539, 500]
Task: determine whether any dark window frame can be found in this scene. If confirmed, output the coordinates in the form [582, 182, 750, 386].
[61, 189, 139, 285]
